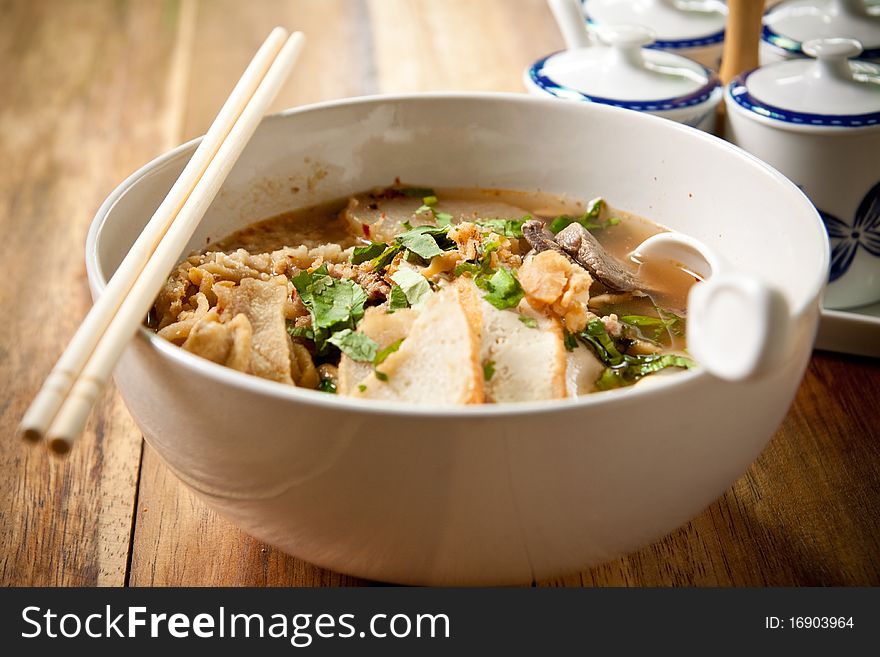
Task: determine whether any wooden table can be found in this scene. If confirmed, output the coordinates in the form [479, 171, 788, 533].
[1, 0, 878, 587]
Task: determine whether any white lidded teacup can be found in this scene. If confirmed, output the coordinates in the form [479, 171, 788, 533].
[524, 21, 723, 131]
[583, 0, 727, 70]
[725, 38, 880, 309]
[761, 0, 880, 64]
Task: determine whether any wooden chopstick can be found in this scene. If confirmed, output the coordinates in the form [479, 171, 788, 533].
[20, 28, 304, 453]
[19, 26, 291, 444]
[715, 0, 764, 136]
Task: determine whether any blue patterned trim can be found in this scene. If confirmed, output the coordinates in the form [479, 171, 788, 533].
[728, 69, 880, 127]
[648, 30, 725, 49]
[528, 53, 720, 111]
[761, 23, 880, 60]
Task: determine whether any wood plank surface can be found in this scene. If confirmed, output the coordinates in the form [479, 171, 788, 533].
[2, 0, 878, 587]
[0, 0, 183, 585]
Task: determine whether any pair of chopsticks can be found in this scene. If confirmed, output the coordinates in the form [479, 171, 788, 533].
[19, 27, 305, 455]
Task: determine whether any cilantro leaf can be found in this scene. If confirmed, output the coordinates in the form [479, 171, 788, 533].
[327, 329, 378, 362]
[375, 370, 389, 382]
[397, 231, 443, 259]
[370, 244, 402, 270]
[351, 242, 388, 265]
[390, 269, 432, 308]
[518, 314, 538, 328]
[375, 338, 404, 366]
[548, 198, 613, 234]
[563, 330, 578, 351]
[483, 360, 496, 381]
[412, 194, 453, 227]
[482, 267, 524, 310]
[291, 265, 369, 353]
[454, 262, 480, 277]
[434, 211, 453, 227]
[388, 284, 409, 310]
[476, 216, 530, 238]
[395, 224, 454, 260]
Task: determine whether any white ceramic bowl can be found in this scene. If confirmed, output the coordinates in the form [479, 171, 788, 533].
[87, 94, 828, 585]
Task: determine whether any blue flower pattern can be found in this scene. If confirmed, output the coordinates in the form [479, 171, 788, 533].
[819, 181, 880, 283]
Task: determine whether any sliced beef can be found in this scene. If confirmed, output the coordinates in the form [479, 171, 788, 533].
[554, 223, 643, 293]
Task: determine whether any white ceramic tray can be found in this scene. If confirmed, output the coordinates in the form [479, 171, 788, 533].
[816, 302, 880, 358]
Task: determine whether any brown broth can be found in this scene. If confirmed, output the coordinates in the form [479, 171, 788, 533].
[212, 197, 358, 253]
[213, 186, 695, 351]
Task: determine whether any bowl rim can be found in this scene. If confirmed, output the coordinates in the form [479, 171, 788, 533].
[86, 91, 827, 418]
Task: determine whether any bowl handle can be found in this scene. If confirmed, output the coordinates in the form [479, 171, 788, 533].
[686, 272, 790, 381]
[634, 232, 790, 381]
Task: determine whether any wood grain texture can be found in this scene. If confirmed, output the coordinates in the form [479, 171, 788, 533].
[128, 0, 379, 587]
[0, 0, 182, 585]
[2, 0, 879, 587]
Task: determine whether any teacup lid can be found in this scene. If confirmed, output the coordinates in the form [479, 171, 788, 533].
[763, 0, 880, 59]
[527, 25, 721, 108]
[729, 38, 880, 128]
[584, 0, 726, 48]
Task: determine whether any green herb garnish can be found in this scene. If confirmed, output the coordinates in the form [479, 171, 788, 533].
[370, 244, 402, 270]
[483, 360, 496, 381]
[412, 192, 455, 228]
[454, 262, 480, 277]
[482, 267, 525, 310]
[518, 315, 538, 328]
[318, 378, 337, 394]
[375, 370, 389, 382]
[395, 224, 455, 260]
[326, 328, 379, 362]
[358, 384, 367, 393]
[390, 269, 432, 307]
[619, 315, 666, 328]
[476, 216, 530, 238]
[388, 284, 409, 310]
[576, 318, 695, 389]
[375, 338, 404, 367]
[291, 264, 369, 353]
[578, 319, 624, 366]
[620, 310, 685, 342]
[453, 241, 521, 309]
[351, 241, 388, 265]
[416, 203, 454, 228]
[548, 198, 616, 234]
[563, 330, 578, 352]
[434, 211, 453, 227]
[595, 354, 696, 390]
